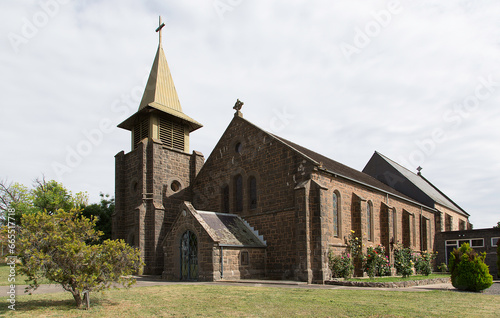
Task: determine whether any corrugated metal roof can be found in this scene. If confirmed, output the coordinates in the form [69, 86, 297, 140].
[271, 134, 421, 203]
[373, 152, 468, 216]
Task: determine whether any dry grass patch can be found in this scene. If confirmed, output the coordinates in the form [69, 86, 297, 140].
[1, 284, 499, 317]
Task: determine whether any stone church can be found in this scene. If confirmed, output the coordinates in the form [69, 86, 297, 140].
[112, 25, 470, 283]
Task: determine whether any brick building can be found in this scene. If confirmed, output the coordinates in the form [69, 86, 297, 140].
[435, 228, 500, 279]
[112, 28, 470, 282]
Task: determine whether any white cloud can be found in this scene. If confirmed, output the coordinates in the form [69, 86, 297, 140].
[0, 0, 499, 228]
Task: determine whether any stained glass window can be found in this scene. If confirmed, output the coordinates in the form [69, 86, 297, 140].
[333, 192, 338, 237]
[180, 230, 198, 280]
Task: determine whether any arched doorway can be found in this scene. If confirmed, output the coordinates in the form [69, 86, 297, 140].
[180, 230, 198, 280]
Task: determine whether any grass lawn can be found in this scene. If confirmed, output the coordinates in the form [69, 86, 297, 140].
[1, 284, 499, 317]
[0, 263, 50, 286]
[347, 273, 449, 282]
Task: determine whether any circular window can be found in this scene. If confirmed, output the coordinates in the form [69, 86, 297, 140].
[235, 142, 242, 153]
[171, 180, 181, 192]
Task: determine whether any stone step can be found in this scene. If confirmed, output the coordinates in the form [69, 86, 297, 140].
[242, 219, 266, 244]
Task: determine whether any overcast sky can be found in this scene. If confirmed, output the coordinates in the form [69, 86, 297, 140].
[1, 1, 499, 229]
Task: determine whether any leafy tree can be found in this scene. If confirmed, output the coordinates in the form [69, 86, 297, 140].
[17, 209, 143, 309]
[0, 177, 88, 225]
[32, 177, 88, 213]
[82, 193, 114, 242]
[449, 243, 492, 292]
[0, 180, 37, 225]
[494, 221, 500, 229]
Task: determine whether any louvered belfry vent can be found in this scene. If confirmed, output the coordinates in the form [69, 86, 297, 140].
[159, 117, 184, 151]
[133, 118, 149, 149]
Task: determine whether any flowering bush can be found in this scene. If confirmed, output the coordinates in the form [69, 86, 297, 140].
[364, 245, 391, 278]
[394, 244, 413, 278]
[328, 251, 354, 279]
[413, 250, 436, 276]
[346, 230, 363, 259]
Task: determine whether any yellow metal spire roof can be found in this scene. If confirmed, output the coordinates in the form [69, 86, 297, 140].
[138, 43, 183, 113]
[118, 17, 202, 132]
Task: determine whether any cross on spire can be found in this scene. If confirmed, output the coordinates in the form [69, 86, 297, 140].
[155, 16, 165, 45]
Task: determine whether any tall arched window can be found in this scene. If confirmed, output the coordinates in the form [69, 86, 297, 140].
[333, 192, 339, 237]
[392, 208, 397, 242]
[367, 201, 373, 241]
[180, 230, 198, 280]
[234, 174, 243, 212]
[221, 185, 229, 213]
[248, 176, 257, 210]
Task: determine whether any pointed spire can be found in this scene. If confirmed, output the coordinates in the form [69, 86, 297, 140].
[118, 17, 202, 133]
[138, 16, 182, 113]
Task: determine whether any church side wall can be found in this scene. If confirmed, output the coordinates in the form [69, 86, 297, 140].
[435, 203, 469, 231]
[312, 172, 437, 279]
[191, 116, 314, 279]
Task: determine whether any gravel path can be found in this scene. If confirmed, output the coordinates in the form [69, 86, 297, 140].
[482, 281, 500, 295]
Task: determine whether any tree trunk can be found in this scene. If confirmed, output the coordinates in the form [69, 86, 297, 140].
[71, 290, 83, 308]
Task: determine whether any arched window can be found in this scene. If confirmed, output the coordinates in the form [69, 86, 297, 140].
[127, 232, 135, 247]
[333, 192, 339, 237]
[392, 208, 397, 242]
[367, 201, 373, 241]
[234, 174, 243, 212]
[248, 176, 257, 210]
[221, 185, 229, 213]
[180, 230, 198, 280]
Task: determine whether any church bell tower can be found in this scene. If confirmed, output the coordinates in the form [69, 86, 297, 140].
[113, 17, 204, 275]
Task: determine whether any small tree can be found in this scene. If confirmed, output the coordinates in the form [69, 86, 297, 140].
[17, 209, 143, 308]
[449, 243, 492, 292]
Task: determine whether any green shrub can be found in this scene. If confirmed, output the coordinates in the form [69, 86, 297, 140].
[413, 250, 436, 276]
[329, 251, 354, 279]
[437, 262, 448, 273]
[394, 244, 413, 278]
[364, 245, 391, 278]
[449, 243, 493, 292]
